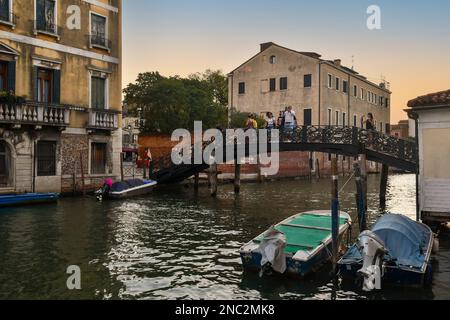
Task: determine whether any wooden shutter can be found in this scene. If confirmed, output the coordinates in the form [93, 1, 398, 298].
[7, 61, 16, 93]
[33, 67, 39, 101]
[52, 69, 60, 104]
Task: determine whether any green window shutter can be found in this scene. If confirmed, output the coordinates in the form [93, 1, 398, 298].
[52, 69, 60, 104]
[7, 61, 16, 93]
[33, 67, 39, 101]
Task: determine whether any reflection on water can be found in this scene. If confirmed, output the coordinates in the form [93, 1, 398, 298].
[0, 174, 448, 300]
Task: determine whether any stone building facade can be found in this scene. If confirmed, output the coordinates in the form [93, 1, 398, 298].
[228, 42, 392, 176]
[0, 0, 122, 194]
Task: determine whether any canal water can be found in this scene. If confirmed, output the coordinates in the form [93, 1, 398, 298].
[0, 174, 449, 300]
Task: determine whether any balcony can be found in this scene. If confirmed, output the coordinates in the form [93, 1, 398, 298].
[0, 102, 70, 129]
[89, 35, 112, 52]
[87, 109, 119, 131]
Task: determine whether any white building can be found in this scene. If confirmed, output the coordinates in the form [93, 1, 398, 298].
[408, 89, 450, 224]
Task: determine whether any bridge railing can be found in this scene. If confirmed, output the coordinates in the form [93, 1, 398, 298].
[150, 126, 417, 176]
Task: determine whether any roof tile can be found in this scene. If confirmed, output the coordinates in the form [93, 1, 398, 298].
[408, 89, 450, 108]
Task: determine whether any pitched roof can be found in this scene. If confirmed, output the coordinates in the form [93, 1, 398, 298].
[408, 89, 450, 108]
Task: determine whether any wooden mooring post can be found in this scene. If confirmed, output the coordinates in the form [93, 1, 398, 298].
[359, 154, 368, 211]
[354, 161, 367, 231]
[194, 173, 200, 191]
[209, 162, 218, 198]
[234, 161, 241, 194]
[380, 164, 389, 210]
[120, 153, 124, 182]
[331, 158, 340, 274]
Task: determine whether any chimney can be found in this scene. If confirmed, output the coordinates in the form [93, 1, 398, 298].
[260, 42, 274, 52]
[333, 59, 341, 67]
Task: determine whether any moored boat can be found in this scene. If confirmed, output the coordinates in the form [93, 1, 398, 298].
[338, 214, 435, 291]
[240, 210, 352, 277]
[0, 193, 59, 208]
[96, 179, 157, 201]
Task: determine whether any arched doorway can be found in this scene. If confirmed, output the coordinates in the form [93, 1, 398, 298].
[0, 141, 12, 188]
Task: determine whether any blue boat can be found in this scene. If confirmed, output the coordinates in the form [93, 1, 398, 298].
[240, 210, 352, 278]
[338, 214, 435, 291]
[0, 193, 59, 208]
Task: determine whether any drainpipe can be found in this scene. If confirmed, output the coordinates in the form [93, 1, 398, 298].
[415, 114, 420, 222]
[348, 74, 351, 126]
[318, 63, 321, 126]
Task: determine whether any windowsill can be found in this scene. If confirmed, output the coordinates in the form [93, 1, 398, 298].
[90, 43, 111, 53]
[34, 29, 60, 41]
[0, 20, 15, 29]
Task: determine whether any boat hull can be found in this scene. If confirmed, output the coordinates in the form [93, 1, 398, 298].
[108, 181, 157, 199]
[0, 193, 59, 208]
[338, 214, 434, 288]
[240, 210, 352, 278]
[339, 261, 433, 288]
[241, 233, 347, 277]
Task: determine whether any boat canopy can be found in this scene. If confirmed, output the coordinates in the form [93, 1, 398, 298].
[111, 179, 147, 193]
[371, 214, 431, 269]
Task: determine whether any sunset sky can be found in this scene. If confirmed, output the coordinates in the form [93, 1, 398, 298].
[122, 0, 450, 124]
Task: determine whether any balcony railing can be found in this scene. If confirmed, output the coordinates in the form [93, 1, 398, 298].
[0, 102, 70, 127]
[89, 34, 112, 50]
[88, 109, 119, 131]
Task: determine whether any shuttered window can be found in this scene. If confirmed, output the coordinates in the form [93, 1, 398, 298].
[37, 141, 56, 176]
[36, 0, 56, 33]
[238, 82, 245, 95]
[91, 76, 106, 109]
[91, 143, 107, 174]
[280, 77, 288, 90]
[269, 78, 276, 92]
[91, 13, 107, 47]
[0, 61, 7, 91]
[304, 74, 312, 88]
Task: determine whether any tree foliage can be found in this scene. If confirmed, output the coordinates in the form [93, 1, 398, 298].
[123, 70, 228, 134]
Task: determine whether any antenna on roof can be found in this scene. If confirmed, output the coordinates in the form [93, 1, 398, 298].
[351, 55, 355, 70]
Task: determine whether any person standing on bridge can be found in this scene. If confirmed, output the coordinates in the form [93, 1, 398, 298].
[365, 113, 375, 131]
[283, 106, 297, 140]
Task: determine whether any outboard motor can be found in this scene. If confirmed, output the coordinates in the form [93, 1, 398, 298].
[96, 179, 113, 201]
[357, 230, 387, 292]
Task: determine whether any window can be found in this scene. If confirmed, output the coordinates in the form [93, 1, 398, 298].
[0, 141, 11, 187]
[269, 78, 276, 92]
[342, 112, 347, 127]
[380, 122, 383, 133]
[304, 74, 312, 88]
[353, 115, 357, 127]
[335, 110, 340, 126]
[0, 0, 11, 22]
[327, 108, 332, 126]
[91, 76, 106, 109]
[0, 61, 8, 91]
[280, 77, 288, 90]
[360, 88, 365, 100]
[260, 79, 268, 93]
[238, 82, 245, 94]
[36, 0, 56, 34]
[91, 13, 108, 48]
[269, 55, 277, 64]
[343, 80, 348, 94]
[303, 109, 312, 126]
[335, 77, 340, 91]
[91, 142, 107, 174]
[37, 141, 56, 176]
[37, 68, 53, 103]
[380, 96, 384, 106]
[386, 98, 390, 108]
[353, 85, 357, 97]
[328, 74, 333, 88]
